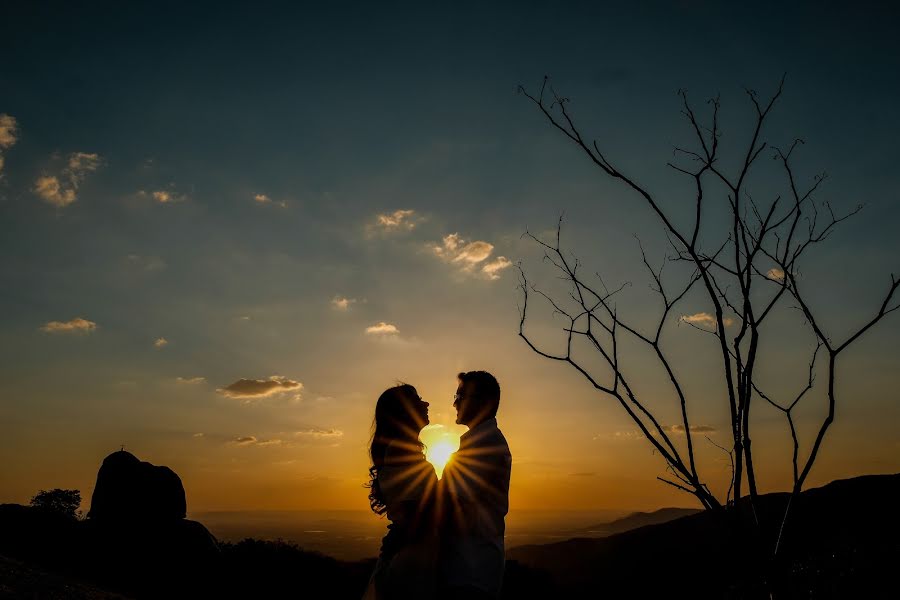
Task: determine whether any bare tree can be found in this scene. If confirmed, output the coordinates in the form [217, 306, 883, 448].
[517, 76, 899, 525]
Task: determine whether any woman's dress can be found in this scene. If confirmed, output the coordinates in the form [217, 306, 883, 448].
[363, 442, 439, 600]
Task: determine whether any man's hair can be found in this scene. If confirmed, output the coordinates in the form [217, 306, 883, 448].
[457, 370, 501, 418]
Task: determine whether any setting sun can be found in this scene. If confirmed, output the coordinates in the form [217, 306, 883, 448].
[420, 425, 462, 478]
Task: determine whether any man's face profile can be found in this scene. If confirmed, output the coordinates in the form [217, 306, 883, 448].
[454, 381, 473, 426]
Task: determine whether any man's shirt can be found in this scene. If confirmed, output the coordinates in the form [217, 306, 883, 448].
[440, 417, 512, 595]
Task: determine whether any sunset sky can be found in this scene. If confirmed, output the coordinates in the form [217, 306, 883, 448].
[1, 2, 899, 515]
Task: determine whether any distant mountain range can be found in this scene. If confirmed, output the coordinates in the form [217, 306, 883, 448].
[507, 473, 900, 598]
[572, 506, 700, 537]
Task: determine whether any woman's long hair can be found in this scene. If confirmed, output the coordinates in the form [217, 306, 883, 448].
[366, 384, 425, 515]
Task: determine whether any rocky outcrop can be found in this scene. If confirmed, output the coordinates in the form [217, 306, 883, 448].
[88, 450, 186, 522]
[83, 450, 218, 595]
[0, 451, 220, 596]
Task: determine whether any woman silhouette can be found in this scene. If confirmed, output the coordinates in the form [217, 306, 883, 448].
[362, 384, 439, 600]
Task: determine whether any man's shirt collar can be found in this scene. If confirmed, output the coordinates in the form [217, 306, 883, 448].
[460, 417, 498, 442]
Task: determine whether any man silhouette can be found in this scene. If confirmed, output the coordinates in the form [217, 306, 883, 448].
[439, 371, 512, 600]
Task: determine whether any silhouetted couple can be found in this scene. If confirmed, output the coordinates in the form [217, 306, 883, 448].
[363, 371, 512, 600]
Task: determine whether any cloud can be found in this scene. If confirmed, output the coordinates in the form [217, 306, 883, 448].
[154, 337, 168, 348]
[430, 233, 512, 280]
[766, 268, 785, 282]
[227, 427, 341, 448]
[34, 176, 76, 207]
[255, 438, 284, 447]
[151, 189, 188, 204]
[66, 152, 102, 181]
[375, 209, 418, 231]
[228, 435, 285, 447]
[0, 113, 19, 176]
[193, 432, 204, 438]
[230, 436, 259, 446]
[433, 233, 462, 255]
[176, 376, 206, 385]
[680, 312, 734, 328]
[33, 152, 102, 207]
[253, 193, 287, 208]
[217, 376, 303, 399]
[662, 424, 717, 434]
[132, 188, 188, 204]
[482, 256, 513, 280]
[600, 424, 716, 441]
[331, 296, 357, 311]
[0, 114, 17, 148]
[598, 430, 645, 441]
[293, 428, 344, 439]
[432, 234, 493, 264]
[365, 322, 399, 335]
[126, 254, 166, 271]
[454, 240, 494, 264]
[40, 317, 97, 334]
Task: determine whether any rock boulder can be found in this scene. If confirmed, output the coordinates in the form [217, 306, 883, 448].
[88, 450, 187, 521]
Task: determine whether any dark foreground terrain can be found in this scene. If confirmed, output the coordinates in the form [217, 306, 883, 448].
[2, 463, 898, 598]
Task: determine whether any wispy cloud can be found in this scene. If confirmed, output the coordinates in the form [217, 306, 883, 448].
[377, 209, 417, 230]
[33, 152, 102, 207]
[150, 189, 188, 204]
[430, 233, 512, 280]
[598, 423, 716, 441]
[227, 426, 341, 448]
[367, 209, 422, 236]
[34, 176, 75, 207]
[131, 186, 188, 204]
[595, 430, 645, 441]
[481, 256, 513, 280]
[40, 317, 97, 334]
[0, 114, 17, 148]
[680, 312, 734, 328]
[153, 337, 168, 348]
[294, 428, 344, 439]
[255, 438, 285, 446]
[126, 254, 166, 271]
[217, 376, 303, 399]
[67, 152, 102, 178]
[365, 322, 399, 335]
[662, 424, 716, 433]
[229, 436, 260, 447]
[0, 113, 19, 176]
[253, 193, 287, 208]
[766, 268, 785, 282]
[176, 376, 206, 385]
[331, 296, 357, 311]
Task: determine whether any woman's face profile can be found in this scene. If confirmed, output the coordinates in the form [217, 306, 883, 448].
[406, 388, 429, 429]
